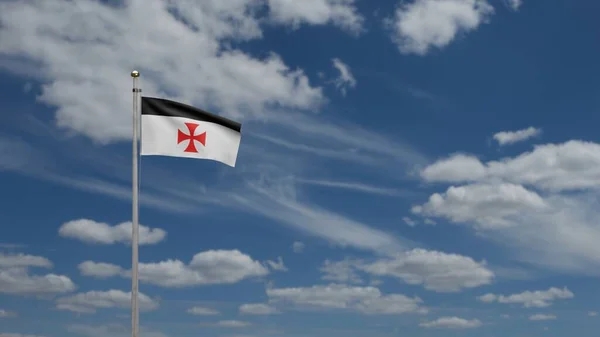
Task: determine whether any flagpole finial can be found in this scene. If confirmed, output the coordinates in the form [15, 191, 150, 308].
[131, 70, 140, 78]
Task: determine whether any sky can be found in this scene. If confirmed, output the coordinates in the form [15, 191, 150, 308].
[0, 0, 600, 336]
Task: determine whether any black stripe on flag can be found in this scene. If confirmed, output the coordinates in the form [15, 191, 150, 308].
[141, 97, 242, 132]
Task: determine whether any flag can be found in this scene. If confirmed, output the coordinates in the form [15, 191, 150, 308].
[140, 97, 242, 167]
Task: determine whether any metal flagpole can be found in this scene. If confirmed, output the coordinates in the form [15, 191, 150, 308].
[130, 70, 141, 337]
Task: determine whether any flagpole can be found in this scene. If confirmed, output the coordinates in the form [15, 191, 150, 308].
[130, 70, 141, 337]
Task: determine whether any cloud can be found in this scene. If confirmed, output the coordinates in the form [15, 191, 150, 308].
[358, 249, 494, 292]
[419, 317, 482, 329]
[78, 249, 271, 287]
[187, 306, 220, 316]
[414, 140, 600, 274]
[207, 320, 252, 328]
[477, 287, 574, 308]
[419, 140, 600, 192]
[78, 261, 125, 279]
[239, 303, 280, 315]
[0, 253, 76, 296]
[320, 259, 364, 284]
[0, 0, 326, 143]
[331, 58, 357, 95]
[402, 217, 416, 227]
[267, 0, 364, 34]
[493, 127, 541, 146]
[507, 0, 523, 11]
[292, 241, 305, 253]
[589, 311, 598, 317]
[58, 219, 166, 245]
[0, 253, 52, 269]
[0, 334, 45, 337]
[66, 324, 167, 337]
[412, 183, 547, 229]
[266, 257, 288, 272]
[388, 0, 494, 55]
[529, 314, 557, 321]
[267, 283, 426, 315]
[56, 290, 158, 314]
[0, 309, 17, 318]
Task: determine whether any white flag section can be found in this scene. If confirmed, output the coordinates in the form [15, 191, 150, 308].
[141, 115, 241, 167]
[139, 97, 242, 167]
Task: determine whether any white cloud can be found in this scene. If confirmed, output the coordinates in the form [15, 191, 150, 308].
[388, 0, 494, 55]
[320, 259, 364, 284]
[589, 311, 598, 317]
[493, 127, 541, 146]
[529, 314, 557, 321]
[412, 183, 547, 229]
[419, 316, 482, 329]
[292, 241, 305, 253]
[507, 0, 523, 11]
[187, 306, 220, 315]
[210, 320, 252, 328]
[58, 219, 166, 245]
[477, 287, 574, 308]
[239, 303, 280, 315]
[331, 58, 357, 95]
[267, 0, 364, 34]
[0, 309, 17, 318]
[266, 283, 426, 315]
[359, 249, 494, 292]
[0, 0, 327, 143]
[420, 141, 600, 192]
[0, 253, 76, 296]
[78, 261, 124, 279]
[402, 217, 416, 227]
[0, 334, 45, 337]
[79, 250, 270, 287]
[66, 324, 167, 337]
[415, 140, 600, 274]
[0, 253, 52, 269]
[266, 257, 288, 271]
[56, 289, 158, 314]
[421, 153, 487, 183]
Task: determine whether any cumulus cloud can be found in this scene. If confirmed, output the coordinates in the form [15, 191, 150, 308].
[358, 249, 494, 292]
[78, 249, 271, 287]
[415, 140, 600, 274]
[412, 183, 547, 229]
[493, 127, 541, 146]
[58, 219, 166, 245]
[419, 141, 600, 192]
[320, 259, 364, 284]
[0, 253, 75, 296]
[239, 303, 280, 315]
[56, 290, 158, 314]
[267, 0, 364, 34]
[388, 0, 494, 55]
[266, 283, 426, 315]
[477, 287, 574, 308]
[187, 306, 220, 316]
[420, 316, 482, 329]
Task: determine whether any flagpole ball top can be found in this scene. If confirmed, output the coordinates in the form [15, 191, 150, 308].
[131, 70, 140, 78]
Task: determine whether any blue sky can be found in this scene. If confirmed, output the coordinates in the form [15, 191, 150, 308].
[1, 0, 600, 336]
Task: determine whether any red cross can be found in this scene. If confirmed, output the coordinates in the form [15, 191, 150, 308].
[177, 122, 206, 153]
